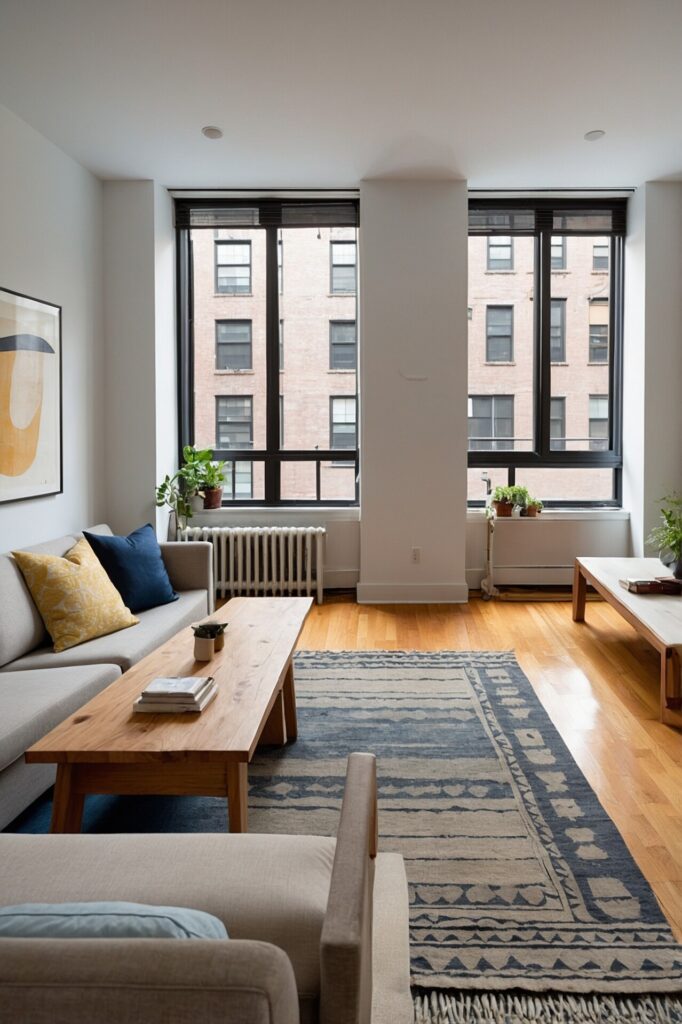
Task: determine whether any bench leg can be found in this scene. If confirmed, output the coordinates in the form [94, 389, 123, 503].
[661, 649, 682, 721]
[50, 765, 85, 834]
[572, 561, 587, 622]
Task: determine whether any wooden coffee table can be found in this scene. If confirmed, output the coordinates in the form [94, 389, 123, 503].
[573, 556, 682, 728]
[26, 596, 313, 834]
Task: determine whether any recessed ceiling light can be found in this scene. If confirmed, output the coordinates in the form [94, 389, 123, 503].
[202, 126, 223, 140]
[584, 130, 606, 142]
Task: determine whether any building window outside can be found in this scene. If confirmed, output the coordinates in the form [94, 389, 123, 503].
[215, 320, 252, 370]
[224, 462, 253, 500]
[216, 395, 253, 450]
[589, 395, 609, 450]
[487, 236, 514, 271]
[551, 236, 566, 270]
[330, 320, 357, 370]
[550, 299, 566, 362]
[215, 241, 251, 294]
[486, 306, 513, 362]
[330, 241, 357, 294]
[589, 324, 608, 363]
[468, 395, 514, 451]
[279, 319, 284, 370]
[593, 243, 609, 271]
[330, 396, 357, 449]
[550, 397, 566, 451]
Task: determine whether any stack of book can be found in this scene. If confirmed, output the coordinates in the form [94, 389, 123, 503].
[619, 577, 682, 595]
[133, 676, 217, 714]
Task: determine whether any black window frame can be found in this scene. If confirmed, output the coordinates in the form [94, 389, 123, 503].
[177, 196, 360, 507]
[550, 298, 566, 362]
[487, 235, 514, 271]
[215, 319, 253, 371]
[330, 240, 357, 294]
[468, 197, 625, 508]
[329, 320, 357, 370]
[486, 305, 514, 362]
[215, 240, 252, 294]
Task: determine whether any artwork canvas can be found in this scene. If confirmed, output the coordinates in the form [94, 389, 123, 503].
[0, 287, 62, 503]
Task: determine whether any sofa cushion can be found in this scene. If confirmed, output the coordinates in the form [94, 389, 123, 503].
[2, 590, 208, 673]
[0, 832, 336, 999]
[0, 664, 120, 772]
[84, 525, 178, 613]
[12, 539, 139, 653]
[0, 535, 77, 669]
[0, 901, 228, 940]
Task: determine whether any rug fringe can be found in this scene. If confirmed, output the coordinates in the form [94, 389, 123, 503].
[413, 990, 682, 1024]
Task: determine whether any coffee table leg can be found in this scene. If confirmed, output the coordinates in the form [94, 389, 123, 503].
[662, 649, 682, 720]
[283, 662, 298, 743]
[50, 764, 85, 834]
[572, 561, 587, 622]
[260, 690, 288, 746]
[226, 762, 248, 833]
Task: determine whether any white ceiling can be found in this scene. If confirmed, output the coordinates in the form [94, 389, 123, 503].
[1, 0, 681, 189]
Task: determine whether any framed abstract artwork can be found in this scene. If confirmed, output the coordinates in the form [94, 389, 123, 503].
[0, 286, 62, 503]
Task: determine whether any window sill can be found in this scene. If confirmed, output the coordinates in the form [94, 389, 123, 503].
[191, 506, 360, 523]
[485, 270, 515, 275]
[588, 361, 609, 367]
[466, 507, 629, 522]
[214, 369, 255, 375]
[551, 361, 568, 366]
[484, 361, 515, 366]
[214, 293, 253, 298]
[328, 368, 356, 374]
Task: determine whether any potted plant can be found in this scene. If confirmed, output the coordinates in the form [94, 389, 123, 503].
[525, 497, 543, 518]
[179, 445, 213, 512]
[155, 473, 193, 534]
[199, 459, 226, 509]
[647, 495, 682, 579]
[491, 485, 515, 517]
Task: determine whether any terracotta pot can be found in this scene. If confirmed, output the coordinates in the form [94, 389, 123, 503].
[194, 636, 215, 661]
[525, 505, 540, 518]
[492, 500, 513, 518]
[203, 487, 224, 510]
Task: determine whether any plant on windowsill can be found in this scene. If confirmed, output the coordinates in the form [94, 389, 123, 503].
[155, 446, 213, 535]
[647, 494, 682, 579]
[155, 473, 193, 535]
[198, 458, 227, 510]
[491, 485, 542, 518]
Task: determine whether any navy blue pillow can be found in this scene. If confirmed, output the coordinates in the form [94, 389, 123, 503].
[83, 525, 178, 614]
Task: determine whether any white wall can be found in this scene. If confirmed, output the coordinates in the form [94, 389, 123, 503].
[102, 180, 177, 537]
[623, 182, 682, 554]
[357, 180, 469, 603]
[0, 104, 103, 550]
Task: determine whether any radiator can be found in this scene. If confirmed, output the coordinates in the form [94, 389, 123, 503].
[179, 526, 326, 604]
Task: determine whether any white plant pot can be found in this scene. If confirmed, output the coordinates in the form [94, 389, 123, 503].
[194, 636, 215, 662]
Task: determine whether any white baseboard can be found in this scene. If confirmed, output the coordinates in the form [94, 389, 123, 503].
[356, 582, 469, 604]
[466, 566, 575, 588]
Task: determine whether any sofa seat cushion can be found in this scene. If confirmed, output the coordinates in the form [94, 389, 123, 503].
[0, 665, 120, 772]
[0, 833, 335, 999]
[2, 591, 208, 673]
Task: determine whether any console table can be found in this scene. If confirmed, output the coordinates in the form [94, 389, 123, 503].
[572, 556, 682, 728]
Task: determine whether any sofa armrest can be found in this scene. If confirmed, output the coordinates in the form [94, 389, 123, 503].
[160, 541, 214, 613]
[0, 938, 299, 1024]
[320, 752, 377, 1024]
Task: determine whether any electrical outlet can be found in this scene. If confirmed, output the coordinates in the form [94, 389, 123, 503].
[411, 547, 421, 564]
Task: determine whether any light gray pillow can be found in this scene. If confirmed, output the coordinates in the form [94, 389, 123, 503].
[0, 901, 228, 940]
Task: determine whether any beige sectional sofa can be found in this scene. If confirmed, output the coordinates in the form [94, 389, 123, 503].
[0, 524, 213, 829]
[0, 754, 413, 1024]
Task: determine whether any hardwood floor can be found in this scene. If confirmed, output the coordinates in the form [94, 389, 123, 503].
[298, 592, 682, 939]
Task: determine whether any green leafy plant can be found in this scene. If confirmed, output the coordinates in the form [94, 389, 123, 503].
[155, 473, 192, 524]
[492, 485, 515, 504]
[647, 495, 682, 561]
[179, 445, 213, 495]
[199, 459, 226, 491]
[192, 621, 227, 639]
[527, 497, 543, 511]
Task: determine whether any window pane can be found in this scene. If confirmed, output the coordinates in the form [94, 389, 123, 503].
[550, 236, 610, 457]
[280, 461, 317, 501]
[551, 235, 566, 270]
[221, 460, 265, 501]
[216, 241, 252, 294]
[331, 396, 357, 448]
[517, 467, 613, 502]
[320, 460, 356, 500]
[216, 395, 253, 449]
[550, 396, 566, 451]
[192, 227, 265, 453]
[469, 235, 535, 452]
[592, 239, 609, 271]
[467, 467, 509, 503]
[280, 227, 358, 451]
[487, 236, 513, 270]
[330, 240, 357, 294]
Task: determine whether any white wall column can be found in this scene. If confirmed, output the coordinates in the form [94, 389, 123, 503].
[357, 180, 468, 603]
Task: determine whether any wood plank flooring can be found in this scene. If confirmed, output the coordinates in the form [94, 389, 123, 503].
[297, 593, 682, 939]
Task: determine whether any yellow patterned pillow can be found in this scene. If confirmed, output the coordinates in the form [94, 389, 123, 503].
[12, 539, 139, 652]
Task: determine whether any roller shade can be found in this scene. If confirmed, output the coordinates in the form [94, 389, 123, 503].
[469, 200, 626, 236]
[175, 198, 359, 230]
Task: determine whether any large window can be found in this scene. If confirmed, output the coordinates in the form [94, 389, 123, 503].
[468, 200, 625, 506]
[215, 241, 251, 294]
[486, 306, 513, 362]
[178, 197, 359, 505]
[216, 321, 252, 370]
[468, 395, 514, 451]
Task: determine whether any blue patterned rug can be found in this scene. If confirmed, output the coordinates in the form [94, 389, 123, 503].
[8, 651, 682, 1015]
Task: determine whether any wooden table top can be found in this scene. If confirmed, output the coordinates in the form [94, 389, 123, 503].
[577, 556, 682, 647]
[26, 596, 313, 766]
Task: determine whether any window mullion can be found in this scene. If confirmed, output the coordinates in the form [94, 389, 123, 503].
[537, 227, 552, 457]
[265, 225, 280, 503]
